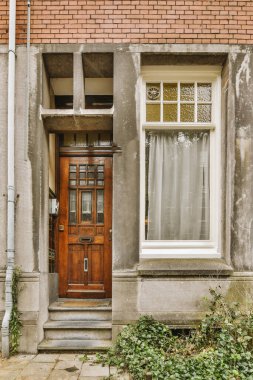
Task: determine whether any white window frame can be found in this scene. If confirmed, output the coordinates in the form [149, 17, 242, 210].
[140, 66, 222, 259]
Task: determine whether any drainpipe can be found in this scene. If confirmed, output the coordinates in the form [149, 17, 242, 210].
[2, 0, 16, 358]
[24, 0, 30, 161]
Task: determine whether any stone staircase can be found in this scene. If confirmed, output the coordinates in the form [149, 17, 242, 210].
[38, 298, 112, 351]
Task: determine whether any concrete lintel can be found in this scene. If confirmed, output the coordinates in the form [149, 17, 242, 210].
[73, 52, 84, 110]
[30, 43, 253, 56]
[42, 114, 113, 132]
[137, 259, 233, 277]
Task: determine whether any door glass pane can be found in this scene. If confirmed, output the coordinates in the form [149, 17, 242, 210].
[81, 192, 92, 222]
[145, 131, 210, 240]
[97, 190, 104, 224]
[69, 190, 77, 225]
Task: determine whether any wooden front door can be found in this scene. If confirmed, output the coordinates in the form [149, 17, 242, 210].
[59, 156, 112, 298]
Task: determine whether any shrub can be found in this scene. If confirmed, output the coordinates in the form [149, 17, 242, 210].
[98, 289, 253, 380]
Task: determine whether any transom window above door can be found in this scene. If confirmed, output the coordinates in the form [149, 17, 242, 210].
[140, 66, 221, 258]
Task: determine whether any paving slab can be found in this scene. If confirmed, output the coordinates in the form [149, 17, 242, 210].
[59, 353, 79, 361]
[19, 361, 55, 377]
[47, 369, 79, 380]
[33, 353, 59, 363]
[55, 359, 82, 371]
[0, 370, 22, 380]
[8, 355, 35, 362]
[80, 364, 110, 377]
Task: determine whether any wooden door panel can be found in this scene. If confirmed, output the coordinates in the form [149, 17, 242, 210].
[59, 156, 112, 298]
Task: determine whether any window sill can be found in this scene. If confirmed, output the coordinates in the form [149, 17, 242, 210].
[137, 258, 233, 277]
[141, 241, 220, 259]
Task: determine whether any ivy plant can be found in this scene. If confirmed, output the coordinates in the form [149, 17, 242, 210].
[9, 267, 23, 355]
[97, 289, 253, 380]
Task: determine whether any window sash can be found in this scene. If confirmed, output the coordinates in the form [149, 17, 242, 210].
[140, 67, 221, 258]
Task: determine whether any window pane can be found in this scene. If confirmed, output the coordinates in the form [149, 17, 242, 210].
[197, 104, 212, 123]
[97, 190, 104, 224]
[163, 104, 177, 122]
[146, 83, 160, 101]
[146, 104, 160, 122]
[76, 133, 87, 147]
[69, 190, 77, 225]
[163, 83, 177, 101]
[64, 134, 75, 146]
[180, 104, 194, 122]
[197, 83, 212, 102]
[81, 192, 92, 222]
[180, 83, 194, 101]
[145, 131, 210, 240]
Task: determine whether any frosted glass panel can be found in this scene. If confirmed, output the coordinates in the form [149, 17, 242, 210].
[146, 83, 160, 101]
[69, 190, 77, 225]
[97, 190, 104, 224]
[197, 83, 212, 102]
[180, 83, 194, 101]
[146, 104, 160, 122]
[163, 104, 177, 122]
[180, 104, 194, 122]
[81, 192, 92, 222]
[163, 83, 177, 101]
[198, 104, 212, 122]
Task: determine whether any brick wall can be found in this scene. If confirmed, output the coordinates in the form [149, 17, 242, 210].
[0, 0, 253, 45]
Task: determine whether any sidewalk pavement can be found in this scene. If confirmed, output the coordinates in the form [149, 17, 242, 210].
[0, 353, 131, 380]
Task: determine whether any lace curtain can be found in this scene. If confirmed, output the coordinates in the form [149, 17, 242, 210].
[146, 131, 210, 240]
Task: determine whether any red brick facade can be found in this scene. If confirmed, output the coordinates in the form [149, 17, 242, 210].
[0, 0, 253, 44]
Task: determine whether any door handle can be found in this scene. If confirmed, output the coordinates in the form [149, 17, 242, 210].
[109, 229, 112, 241]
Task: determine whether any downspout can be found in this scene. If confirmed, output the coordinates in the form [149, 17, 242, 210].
[2, 0, 16, 358]
[24, 0, 30, 161]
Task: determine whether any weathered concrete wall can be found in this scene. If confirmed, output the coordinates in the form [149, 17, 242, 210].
[113, 50, 141, 270]
[230, 51, 253, 271]
[1, 43, 253, 352]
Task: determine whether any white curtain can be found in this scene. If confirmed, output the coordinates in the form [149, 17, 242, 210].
[147, 131, 210, 240]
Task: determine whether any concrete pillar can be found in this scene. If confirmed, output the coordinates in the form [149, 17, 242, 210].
[73, 52, 84, 110]
[230, 52, 253, 271]
[113, 51, 141, 270]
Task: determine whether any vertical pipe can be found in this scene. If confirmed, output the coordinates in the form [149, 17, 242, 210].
[2, 0, 16, 358]
[24, 0, 30, 161]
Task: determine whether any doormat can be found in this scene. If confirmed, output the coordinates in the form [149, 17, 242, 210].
[58, 299, 112, 308]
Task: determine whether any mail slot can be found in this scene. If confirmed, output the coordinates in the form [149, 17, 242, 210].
[79, 236, 93, 243]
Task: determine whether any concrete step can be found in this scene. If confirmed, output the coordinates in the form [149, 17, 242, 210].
[49, 299, 112, 321]
[38, 339, 112, 351]
[44, 320, 112, 340]
[49, 308, 112, 321]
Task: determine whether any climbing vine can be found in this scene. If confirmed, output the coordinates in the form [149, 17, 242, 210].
[9, 267, 23, 355]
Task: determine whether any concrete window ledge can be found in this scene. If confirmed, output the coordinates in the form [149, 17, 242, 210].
[137, 259, 233, 277]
